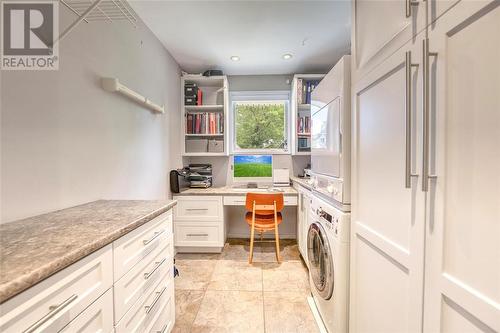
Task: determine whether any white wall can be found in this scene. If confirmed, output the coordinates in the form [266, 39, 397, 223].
[1, 7, 181, 223]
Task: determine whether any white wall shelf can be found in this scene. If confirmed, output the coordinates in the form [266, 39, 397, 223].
[101, 77, 164, 114]
[181, 75, 229, 156]
[290, 74, 325, 155]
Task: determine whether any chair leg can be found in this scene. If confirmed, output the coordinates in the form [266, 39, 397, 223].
[274, 204, 281, 263]
[260, 231, 264, 241]
[249, 208, 256, 264]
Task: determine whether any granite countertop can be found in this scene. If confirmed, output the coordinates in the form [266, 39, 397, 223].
[175, 185, 298, 196]
[291, 176, 313, 190]
[0, 199, 177, 304]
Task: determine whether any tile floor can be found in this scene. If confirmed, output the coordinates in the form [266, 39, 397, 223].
[173, 239, 319, 333]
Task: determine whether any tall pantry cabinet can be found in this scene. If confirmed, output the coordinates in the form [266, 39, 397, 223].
[350, 1, 500, 332]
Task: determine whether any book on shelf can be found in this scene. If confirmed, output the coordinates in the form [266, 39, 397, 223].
[197, 88, 203, 106]
[186, 112, 224, 135]
[297, 116, 310, 134]
[296, 79, 321, 105]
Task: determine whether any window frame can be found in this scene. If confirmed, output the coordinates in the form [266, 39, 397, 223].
[230, 91, 291, 155]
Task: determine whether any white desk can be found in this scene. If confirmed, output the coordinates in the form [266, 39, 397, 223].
[173, 186, 298, 252]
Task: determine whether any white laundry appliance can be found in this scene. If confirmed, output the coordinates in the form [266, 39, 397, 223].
[307, 55, 351, 332]
[310, 55, 351, 210]
[307, 194, 350, 333]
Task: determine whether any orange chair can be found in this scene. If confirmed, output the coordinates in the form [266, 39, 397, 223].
[245, 192, 284, 263]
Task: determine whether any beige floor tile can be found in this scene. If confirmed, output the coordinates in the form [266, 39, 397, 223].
[220, 239, 252, 261]
[259, 239, 302, 262]
[174, 290, 205, 327]
[263, 291, 319, 333]
[262, 261, 310, 292]
[192, 290, 265, 333]
[208, 260, 263, 291]
[175, 259, 217, 290]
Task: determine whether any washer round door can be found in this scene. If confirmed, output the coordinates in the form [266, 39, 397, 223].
[307, 222, 334, 300]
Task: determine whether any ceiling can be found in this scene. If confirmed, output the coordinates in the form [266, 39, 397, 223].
[129, 1, 351, 75]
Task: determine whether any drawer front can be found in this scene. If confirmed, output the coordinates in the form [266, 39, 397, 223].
[113, 212, 172, 281]
[114, 237, 173, 323]
[60, 288, 113, 333]
[148, 286, 175, 333]
[174, 223, 223, 247]
[174, 196, 223, 221]
[115, 271, 172, 333]
[0, 245, 113, 333]
[223, 195, 298, 206]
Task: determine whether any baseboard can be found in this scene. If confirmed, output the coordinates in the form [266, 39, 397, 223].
[175, 246, 223, 253]
[227, 233, 296, 239]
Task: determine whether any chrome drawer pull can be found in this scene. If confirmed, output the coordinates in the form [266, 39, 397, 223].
[186, 233, 209, 237]
[157, 322, 172, 333]
[143, 229, 165, 245]
[185, 208, 209, 211]
[144, 258, 166, 280]
[24, 294, 78, 333]
[145, 287, 166, 314]
[405, 50, 419, 188]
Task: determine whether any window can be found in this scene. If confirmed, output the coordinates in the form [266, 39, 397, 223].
[231, 91, 290, 153]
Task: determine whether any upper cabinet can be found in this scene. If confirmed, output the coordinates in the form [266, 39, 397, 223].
[352, 0, 426, 82]
[181, 75, 229, 156]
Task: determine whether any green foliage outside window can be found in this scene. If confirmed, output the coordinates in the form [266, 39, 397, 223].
[235, 102, 286, 150]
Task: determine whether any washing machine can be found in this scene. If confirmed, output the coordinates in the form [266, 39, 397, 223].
[307, 194, 350, 333]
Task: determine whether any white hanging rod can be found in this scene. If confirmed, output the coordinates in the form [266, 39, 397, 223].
[101, 78, 165, 114]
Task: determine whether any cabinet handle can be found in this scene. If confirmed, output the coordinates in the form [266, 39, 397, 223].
[186, 233, 209, 237]
[422, 38, 438, 191]
[143, 229, 165, 245]
[406, 0, 419, 17]
[157, 322, 172, 333]
[145, 287, 166, 314]
[144, 258, 166, 280]
[405, 51, 419, 188]
[186, 208, 209, 211]
[24, 294, 78, 333]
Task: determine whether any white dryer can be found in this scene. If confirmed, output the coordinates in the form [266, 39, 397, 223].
[307, 194, 350, 333]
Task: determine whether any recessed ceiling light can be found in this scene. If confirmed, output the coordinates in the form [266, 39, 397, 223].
[230, 56, 240, 61]
[282, 53, 293, 60]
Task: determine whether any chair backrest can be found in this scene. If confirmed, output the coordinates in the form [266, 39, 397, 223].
[245, 193, 284, 215]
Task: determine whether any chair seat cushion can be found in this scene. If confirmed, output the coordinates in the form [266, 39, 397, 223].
[245, 212, 283, 230]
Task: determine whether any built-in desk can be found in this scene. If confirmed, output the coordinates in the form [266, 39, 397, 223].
[173, 186, 298, 252]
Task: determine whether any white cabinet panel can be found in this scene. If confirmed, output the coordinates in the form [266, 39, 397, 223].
[114, 240, 173, 323]
[351, 32, 426, 333]
[113, 212, 172, 281]
[0, 246, 113, 333]
[423, 1, 500, 331]
[174, 196, 223, 221]
[353, 0, 425, 81]
[174, 222, 223, 247]
[60, 288, 113, 333]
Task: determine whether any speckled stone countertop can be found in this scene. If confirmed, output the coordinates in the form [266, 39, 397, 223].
[0, 200, 177, 304]
[291, 176, 312, 190]
[174, 185, 298, 196]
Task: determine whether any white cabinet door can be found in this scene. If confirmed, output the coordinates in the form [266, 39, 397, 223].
[350, 33, 426, 333]
[352, 0, 426, 81]
[297, 187, 305, 258]
[423, 2, 500, 332]
[302, 190, 311, 267]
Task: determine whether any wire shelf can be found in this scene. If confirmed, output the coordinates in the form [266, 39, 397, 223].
[60, 0, 137, 26]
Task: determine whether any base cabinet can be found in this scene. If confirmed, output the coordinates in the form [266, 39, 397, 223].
[0, 210, 175, 333]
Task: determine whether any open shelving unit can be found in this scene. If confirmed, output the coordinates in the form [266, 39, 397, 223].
[181, 75, 229, 156]
[290, 74, 326, 155]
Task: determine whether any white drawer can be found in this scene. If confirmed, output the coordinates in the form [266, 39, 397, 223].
[113, 212, 172, 281]
[147, 286, 174, 333]
[174, 222, 223, 247]
[173, 196, 223, 221]
[0, 245, 113, 333]
[115, 270, 172, 333]
[114, 237, 173, 323]
[60, 287, 113, 333]
[223, 195, 298, 206]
